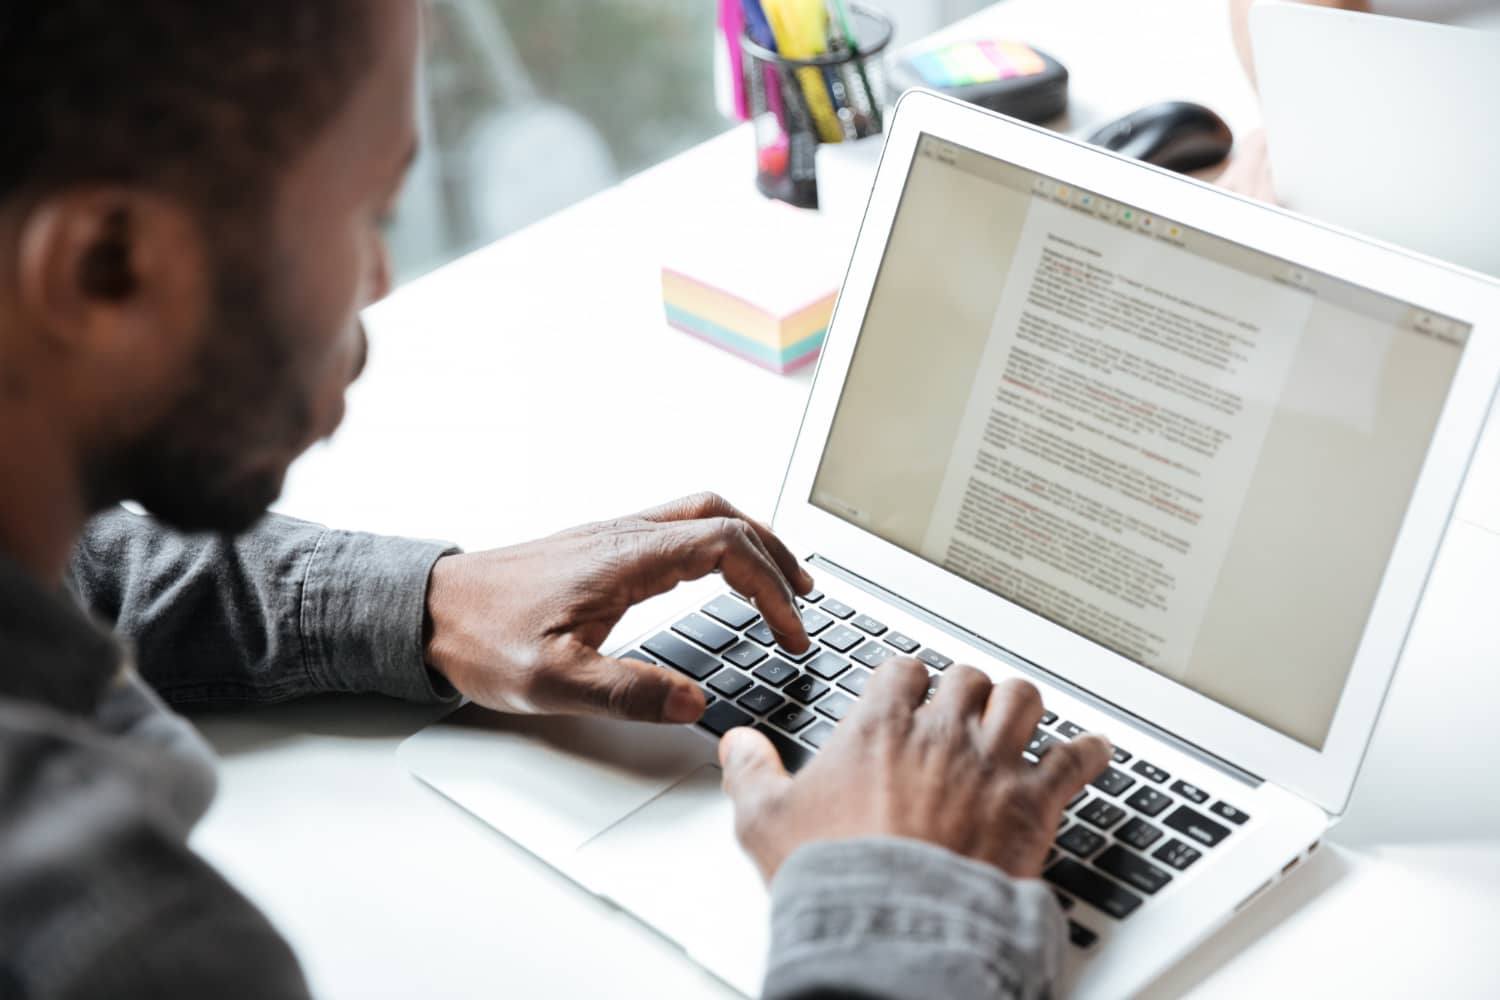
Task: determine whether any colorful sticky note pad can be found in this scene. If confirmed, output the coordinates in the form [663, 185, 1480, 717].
[910, 40, 1046, 87]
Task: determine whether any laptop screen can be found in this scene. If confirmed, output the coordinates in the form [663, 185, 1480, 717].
[811, 134, 1471, 750]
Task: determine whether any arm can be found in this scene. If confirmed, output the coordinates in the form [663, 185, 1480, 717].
[0, 697, 312, 1000]
[69, 506, 457, 709]
[721, 661, 1113, 1000]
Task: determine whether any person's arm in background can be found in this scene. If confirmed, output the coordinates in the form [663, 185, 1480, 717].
[69, 505, 460, 709]
[69, 492, 815, 722]
[1219, 0, 1372, 201]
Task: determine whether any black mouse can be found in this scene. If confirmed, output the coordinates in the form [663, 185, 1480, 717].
[1085, 101, 1233, 173]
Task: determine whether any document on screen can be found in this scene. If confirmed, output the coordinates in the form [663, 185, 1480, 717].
[920, 199, 1313, 678]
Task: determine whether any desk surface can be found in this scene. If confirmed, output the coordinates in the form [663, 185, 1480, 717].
[193, 1, 1500, 997]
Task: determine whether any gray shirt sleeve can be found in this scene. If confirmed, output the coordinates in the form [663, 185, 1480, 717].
[762, 838, 1066, 1000]
[0, 695, 312, 1000]
[68, 507, 459, 709]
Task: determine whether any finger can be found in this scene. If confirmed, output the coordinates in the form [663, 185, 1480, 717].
[634, 493, 814, 596]
[979, 678, 1047, 758]
[697, 519, 808, 651]
[1031, 732, 1113, 810]
[743, 514, 815, 594]
[541, 647, 707, 724]
[857, 655, 929, 722]
[719, 726, 792, 816]
[926, 663, 992, 725]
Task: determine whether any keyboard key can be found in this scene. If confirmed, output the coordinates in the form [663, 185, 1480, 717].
[1067, 920, 1098, 949]
[1111, 747, 1133, 764]
[1040, 709, 1058, 726]
[672, 614, 737, 653]
[802, 721, 837, 748]
[768, 704, 816, 734]
[1091, 767, 1136, 797]
[745, 621, 776, 646]
[1163, 805, 1231, 847]
[1210, 801, 1251, 826]
[800, 609, 834, 636]
[805, 651, 850, 681]
[851, 614, 887, 636]
[737, 685, 786, 715]
[1045, 859, 1143, 919]
[723, 641, 768, 670]
[1131, 760, 1169, 784]
[1057, 721, 1085, 739]
[925, 677, 940, 701]
[1026, 730, 1060, 758]
[803, 589, 824, 603]
[698, 701, 752, 736]
[917, 649, 953, 670]
[784, 675, 830, 705]
[1152, 839, 1203, 871]
[642, 633, 721, 681]
[837, 668, 872, 696]
[821, 625, 864, 652]
[755, 725, 814, 772]
[1115, 817, 1164, 851]
[1170, 780, 1210, 805]
[1094, 845, 1172, 895]
[851, 640, 894, 669]
[1057, 824, 1107, 858]
[701, 595, 758, 630]
[707, 669, 753, 698]
[885, 631, 920, 654]
[773, 642, 817, 664]
[1078, 798, 1126, 830]
[815, 691, 857, 721]
[1125, 787, 1171, 818]
[1053, 888, 1071, 908]
[820, 598, 855, 619]
[752, 658, 800, 687]
[621, 650, 656, 665]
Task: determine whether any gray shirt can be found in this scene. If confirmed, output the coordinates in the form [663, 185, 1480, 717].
[0, 508, 1062, 999]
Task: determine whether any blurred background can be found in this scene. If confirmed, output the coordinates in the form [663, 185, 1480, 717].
[391, 0, 992, 280]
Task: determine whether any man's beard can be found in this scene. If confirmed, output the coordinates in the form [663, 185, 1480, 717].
[86, 247, 316, 535]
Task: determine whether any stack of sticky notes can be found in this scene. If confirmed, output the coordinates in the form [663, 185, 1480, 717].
[661, 198, 851, 375]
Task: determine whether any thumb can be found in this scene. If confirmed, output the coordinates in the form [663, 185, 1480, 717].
[566, 650, 706, 723]
[718, 726, 791, 809]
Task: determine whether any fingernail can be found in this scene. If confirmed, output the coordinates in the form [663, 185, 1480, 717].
[665, 684, 705, 723]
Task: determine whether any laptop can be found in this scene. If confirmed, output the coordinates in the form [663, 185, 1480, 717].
[1251, 0, 1500, 278]
[400, 89, 1500, 997]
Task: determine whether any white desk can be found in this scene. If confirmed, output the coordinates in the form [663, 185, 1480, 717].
[192, 1, 1500, 997]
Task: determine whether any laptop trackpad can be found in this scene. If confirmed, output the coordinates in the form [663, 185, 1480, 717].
[575, 764, 770, 997]
[397, 703, 716, 871]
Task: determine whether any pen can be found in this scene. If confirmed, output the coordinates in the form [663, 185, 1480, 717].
[828, 0, 882, 131]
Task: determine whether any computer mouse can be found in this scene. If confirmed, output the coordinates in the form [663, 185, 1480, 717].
[1085, 101, 1234, 173]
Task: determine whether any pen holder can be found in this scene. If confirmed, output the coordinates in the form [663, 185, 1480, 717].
[741, 6, 893, 210]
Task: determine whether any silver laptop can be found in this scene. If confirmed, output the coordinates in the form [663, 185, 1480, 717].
[400, 90, 1500, 997]
[1252, 0, 1500, 278]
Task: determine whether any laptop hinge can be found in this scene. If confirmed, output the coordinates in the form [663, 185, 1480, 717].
[808, 554, 1265, 790]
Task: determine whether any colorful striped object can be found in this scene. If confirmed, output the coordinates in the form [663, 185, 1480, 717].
[660, 200, 844, 375]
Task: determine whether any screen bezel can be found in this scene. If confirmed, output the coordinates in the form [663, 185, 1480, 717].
[774, 89, 1500, 815]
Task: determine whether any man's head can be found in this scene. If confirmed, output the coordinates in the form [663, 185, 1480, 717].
[0, 1, 420, 535]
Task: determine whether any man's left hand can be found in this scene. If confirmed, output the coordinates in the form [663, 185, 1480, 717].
[422, 492, 814, 724]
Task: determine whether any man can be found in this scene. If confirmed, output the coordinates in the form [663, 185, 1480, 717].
[0, 3, 1111, 998]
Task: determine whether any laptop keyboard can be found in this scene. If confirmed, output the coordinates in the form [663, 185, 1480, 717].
[627, 589, 1253, 947]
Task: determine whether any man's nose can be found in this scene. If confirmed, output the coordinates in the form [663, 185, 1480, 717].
[350, 320, 370, 383]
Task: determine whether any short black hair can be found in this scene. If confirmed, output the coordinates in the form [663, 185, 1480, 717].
[0, 1, 373, 216]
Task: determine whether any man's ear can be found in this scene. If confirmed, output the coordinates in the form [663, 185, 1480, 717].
[13, 188, 210, 368]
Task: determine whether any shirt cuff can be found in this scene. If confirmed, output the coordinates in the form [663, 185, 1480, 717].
[762, 837, 1066, 1000]
[299, 530, 461, 704]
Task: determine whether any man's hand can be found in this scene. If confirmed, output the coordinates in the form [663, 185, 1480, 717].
[423, 492, 813, 724]
[720, 658, 1112, 881]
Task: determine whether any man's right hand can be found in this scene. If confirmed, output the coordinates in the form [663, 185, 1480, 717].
[720, 657, 1113, 882]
